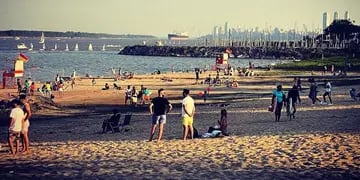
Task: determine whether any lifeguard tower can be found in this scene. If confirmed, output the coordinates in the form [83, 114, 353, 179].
[2, 53, 28, 89]
[215, 52, 229, 70]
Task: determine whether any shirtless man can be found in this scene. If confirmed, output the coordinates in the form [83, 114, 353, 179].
[19, 95, 31, 153]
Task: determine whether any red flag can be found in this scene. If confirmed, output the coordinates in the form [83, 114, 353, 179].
[18, 53, 29, 63]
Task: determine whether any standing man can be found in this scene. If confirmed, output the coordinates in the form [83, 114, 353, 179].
[182, 89, 195, 141]
[8, 99, 25, 156]
[20, 94, 31, 153]
[195, 68, 200, 84]
[149, 88, 172, 141]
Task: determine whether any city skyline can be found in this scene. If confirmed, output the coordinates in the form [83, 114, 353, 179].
[0, 0, 359, 37]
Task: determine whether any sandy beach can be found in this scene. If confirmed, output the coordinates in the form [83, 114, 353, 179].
[0, 70, 360, 179]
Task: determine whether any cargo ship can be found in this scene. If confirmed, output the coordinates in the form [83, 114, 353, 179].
[168, 33, 189, 40]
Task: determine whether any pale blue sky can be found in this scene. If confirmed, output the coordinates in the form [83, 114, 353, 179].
[0, 0, 359, 37]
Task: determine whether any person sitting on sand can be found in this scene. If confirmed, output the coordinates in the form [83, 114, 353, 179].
[113, 83, 121, 90]
[349, 88, 360, 101]
[207, 109, 229, 137]
[231, 80, 238, 88]
[102, 83, 110, 90]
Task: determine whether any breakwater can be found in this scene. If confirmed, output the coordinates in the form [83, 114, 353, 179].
[119, 45, 359, 60]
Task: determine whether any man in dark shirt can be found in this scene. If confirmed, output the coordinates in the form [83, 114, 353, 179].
[149, 88, 172, 141]
[287, 85, 301, 118]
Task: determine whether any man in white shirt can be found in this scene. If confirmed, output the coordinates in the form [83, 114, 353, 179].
[182, 89, 195, 141]
[322, 80, 333, 105]
[8, 99, 25, 156]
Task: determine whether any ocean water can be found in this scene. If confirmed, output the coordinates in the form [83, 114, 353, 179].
[0, 38, 288, 82]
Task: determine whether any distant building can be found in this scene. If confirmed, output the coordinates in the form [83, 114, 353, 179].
[323, 12, 331, 31]
[334, 11, 338, 21]
[344, 11, 350, 20]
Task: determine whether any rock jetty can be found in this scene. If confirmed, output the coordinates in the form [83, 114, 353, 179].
[119, 45, 358, 60]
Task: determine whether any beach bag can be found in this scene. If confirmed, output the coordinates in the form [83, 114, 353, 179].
[268, 105, 274, 112]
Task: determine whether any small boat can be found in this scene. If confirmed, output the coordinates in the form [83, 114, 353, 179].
[168, 32, 189, 40]
[28, 43, 34, 51]
[17, 43, 28, 50]
[65, 43, 69, 51]
[88, 43, 93, 51]
[74, 43, 79, 51]
[39, 32, 45, 44]
[15, 36, 20, 40]
[39, 43, 46, 51]
[51, 43, 57, 51]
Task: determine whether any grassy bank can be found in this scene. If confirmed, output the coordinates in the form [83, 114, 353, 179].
[274, 57, 360, 71]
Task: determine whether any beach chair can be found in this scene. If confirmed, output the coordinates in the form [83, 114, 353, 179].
[119, 112, 132, 133]
[102, 113, 121, 133]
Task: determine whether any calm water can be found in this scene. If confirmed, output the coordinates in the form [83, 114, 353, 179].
[0, 38, 288, 82]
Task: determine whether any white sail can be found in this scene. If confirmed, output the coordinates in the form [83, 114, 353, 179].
[39, 32, 45, 44]
[74, 43, 79, 51]
[102, 44, 106, 51]
[88, 43, 93, 51]
[40, 43, 46, 51]
[65, 43, 69, 51]
[29, 43, 33, 51]
[52, 43, 57, 51]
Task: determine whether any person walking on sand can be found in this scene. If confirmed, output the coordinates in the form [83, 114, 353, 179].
[182, 89, 195, 141]
[287, 85, 301, 119]
[20, 94, 31, 153]
[149, 88, 172, 141]
[322, 80, 333, 105]
[8, 99, 25, 156]
[271, 84, 286, 122]
[309, 82, 321, 105]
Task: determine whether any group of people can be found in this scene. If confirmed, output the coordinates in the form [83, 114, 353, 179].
[17, 78, 35, 96]
[148, 88, 228, 142]
[7, 94, 31, 156]
[308, 78, 333, 106]
[270, 78, 334, 122]
[125, 85, 152, 106]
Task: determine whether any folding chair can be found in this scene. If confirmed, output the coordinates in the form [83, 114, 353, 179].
[103, 113, 121, 133]
[120, 112, 132, 133]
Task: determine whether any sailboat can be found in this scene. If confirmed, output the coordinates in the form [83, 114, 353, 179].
[39, 32, 45, 44]
[51, 43, 57, 51]
[28, 43, 34, 51]
[88, 43, 93, 51]
[40, 43, 46, 51]
[74, 43, 79, 51]
[65, 43, 69, 51]
[102, 44, 106, 51]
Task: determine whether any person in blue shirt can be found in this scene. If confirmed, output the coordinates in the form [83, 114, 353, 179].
[271, 84, 286, 122]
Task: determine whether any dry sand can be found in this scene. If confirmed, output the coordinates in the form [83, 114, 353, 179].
[0, 70, 360, 179]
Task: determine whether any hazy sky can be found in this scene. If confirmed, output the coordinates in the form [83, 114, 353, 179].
[0, 0, 359, 37]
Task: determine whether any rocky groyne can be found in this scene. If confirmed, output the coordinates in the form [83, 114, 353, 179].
[119, 45, 359, 60]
